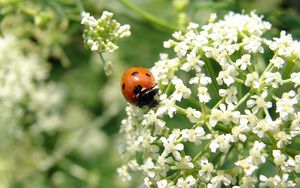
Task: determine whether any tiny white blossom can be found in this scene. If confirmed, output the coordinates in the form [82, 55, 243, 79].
[161, 133, 184, 161]
[252, 117, 280, 138]
[236, 54, 251, 70]
[81, 11, 131, 53]
[171, 77, 191, 101]
[157, 179, 168, 188]
[235, 157, 258, 176]
[197, 86, 211, 103]
[276, 91, 297, 120]
[198, 157, 214, 182]
[176, 175, 197, 188]
[117, 165, 132, 181]
[264, 71, 283, 88]
[270, 56, 285, 69]
[208, 172, 233, 188]
[186, 107, 201, 123]
[245, 72, 260, 89]
[209, 134, 233, 153]
[176, 156, 194, 170]
[216, 65, 239, 86]
[219, 86, 238, 104]
[157, 94, 177, 118]
[291, 72, 300, 87]
[247, 91, 272, 113]
[259, 174, 296, 187]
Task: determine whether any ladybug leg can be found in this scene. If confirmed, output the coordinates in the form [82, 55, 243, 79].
[137, 88, 159, 108]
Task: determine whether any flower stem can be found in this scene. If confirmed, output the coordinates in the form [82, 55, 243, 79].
[98, 52, 106, 65]
[282, 60, 295, 79]
[76, 0, 85, 13]
[234, 92, 251, 110]
[118, 0, 178, 32]
[205, 59, 219, 96]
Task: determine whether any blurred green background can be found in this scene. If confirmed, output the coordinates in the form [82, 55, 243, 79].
[0, 0, 299, 187]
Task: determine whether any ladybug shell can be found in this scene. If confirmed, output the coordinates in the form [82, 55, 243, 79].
[121, 67, 156, 105]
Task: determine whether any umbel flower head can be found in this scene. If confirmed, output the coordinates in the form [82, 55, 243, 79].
[81, 11, 131, 53]
[118, 11, 300, 187]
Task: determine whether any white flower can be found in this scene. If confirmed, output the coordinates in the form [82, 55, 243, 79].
[152, 54, 180, 85]
[180, 50, 205, 72]
[157, 179, 168, 188]
[209, 134, 233, 153]
[236, 54, 251, 70]
[216, 65, 239, 86]
[142, 110, 166, 134]
[81, 11, 131, 53]
[273, 150, 287, 167]
[198, 157, 214, 182]
[275, 131, 292, 148]
[231, 124, 250, 142]
[245, 72, 260, 89]
[249, 141, 266, 165]
[276, 91, 297, 120]
[209, 103, 240, 127]
[247, 91, 272, 113]
[259, 174, 296, 187]
[118, 11, 300, 186]
[181, 127, 206, 144]
[171, 77, 191, 101]
[160, 133, 184, 161]
[176, 175, 197, 188]
[117, 165, 132, 181]
[243, 35, 264, 53]
[235, 157, 258, 176]
[197, 86, 211, 103]
[219, 86, 238, 104]
[252, 118, 280, 138]
[264, 71, 282, 88]
[186, 107, 201, 123]
[208, 172, 233, 188]
[268, 31, 295, 58]
[176, 156, 194, 170]
[291, 72, 300, 87]
[174, 41, 189, 57]
[142, 158, 156, 178]
[270, 56, 285, 69]
[157, 94, 177, 118]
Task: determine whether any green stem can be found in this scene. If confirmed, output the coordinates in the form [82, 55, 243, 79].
[282, 60, 295, 79]
[175, 105, 187, 116]
[283, 147, 300, 155]
[76, 0, 85, 13]
[118, 0, 178, 31]
[234, 92, 251, 110]
[234, 77, 245, 84]
[98, 52, 106, 65]
[205, 59, 219, 96]
[163, 82, 172, 95]
[282, 79, 292, 84]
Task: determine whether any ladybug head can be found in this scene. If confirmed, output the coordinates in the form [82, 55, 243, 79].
[136, 86, 159, 108]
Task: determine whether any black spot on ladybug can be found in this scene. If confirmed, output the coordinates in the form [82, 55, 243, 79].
[122, 83, 125, 90]
[146, 73, 151, 77]
[131, 71, 139, 76]
[133, 85, 142, 95]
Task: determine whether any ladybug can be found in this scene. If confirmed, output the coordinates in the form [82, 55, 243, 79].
[121, 67, 159, 108]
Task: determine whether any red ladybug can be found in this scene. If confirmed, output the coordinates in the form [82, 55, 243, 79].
[121, 67, 159, 108]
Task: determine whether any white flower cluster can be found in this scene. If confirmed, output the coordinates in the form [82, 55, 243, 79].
[0, 34, 65, 186]
[81, 11, 131, 53]
[118, 11, 300, 187]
